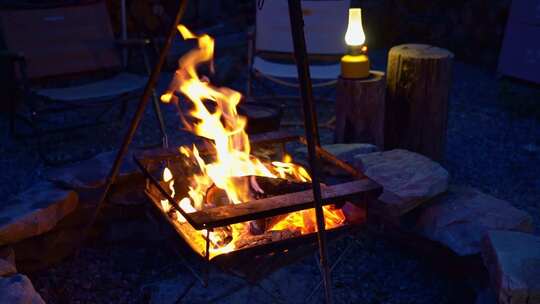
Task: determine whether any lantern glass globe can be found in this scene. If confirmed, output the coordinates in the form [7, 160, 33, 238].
[344, 8, 366, 47]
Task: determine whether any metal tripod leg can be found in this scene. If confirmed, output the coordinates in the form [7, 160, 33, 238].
[151, 90, 169, 148]
[78, 0, 188, 248]
[287, 1, 332, 303]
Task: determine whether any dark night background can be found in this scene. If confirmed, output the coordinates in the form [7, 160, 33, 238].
[0, 0, 538, 303]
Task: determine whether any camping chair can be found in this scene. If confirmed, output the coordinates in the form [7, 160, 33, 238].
[246, 0, 350, 102]
[0, 0, 167, 165]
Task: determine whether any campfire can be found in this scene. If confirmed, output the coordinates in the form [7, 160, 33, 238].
[134, 25, 381, 265]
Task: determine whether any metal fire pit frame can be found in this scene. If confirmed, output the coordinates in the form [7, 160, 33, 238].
[144, 181, 364, 285]
[85, 1, 371, 302]
[133, 131, 381, 231]
[134, 130, 381, 287]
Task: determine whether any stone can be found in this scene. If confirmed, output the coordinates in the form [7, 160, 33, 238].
[294, 143, 378, 175]
[342, 202, 367, 224]
[0, 274, 45, 304]
[0, 182, 78, 246]
[354, 149, 449, 216]
[415, 186, 533, 256]
[46, 150, 140, 190]
[482, 230, 540, 304]
[295, 143, 378, 163]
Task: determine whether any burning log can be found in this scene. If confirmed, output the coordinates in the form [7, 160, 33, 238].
[205, 185, 229, 207]
[234, 229, 302, 249]
[249, 176, 311, 235]
[251, 176, 312, 198]
[204, 176, 311, 206]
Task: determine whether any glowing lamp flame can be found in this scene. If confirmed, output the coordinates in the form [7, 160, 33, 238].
[344, 8, 366, 47]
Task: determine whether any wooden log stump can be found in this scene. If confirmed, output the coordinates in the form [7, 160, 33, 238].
[385, 44, 454, 161]
[334, 71, 386, 149]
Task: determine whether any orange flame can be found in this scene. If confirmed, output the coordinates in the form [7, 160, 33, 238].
[159, 25, 346, 258]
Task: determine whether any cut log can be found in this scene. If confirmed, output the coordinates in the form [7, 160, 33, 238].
[252, 176, 312, 197]
[334, 71, 386, 149]
[385, 44, 454, 161]
[235, 229, 302, 249]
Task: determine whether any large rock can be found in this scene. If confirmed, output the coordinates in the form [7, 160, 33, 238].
[294, 143, 378, 175]
[415, 186, 533, 256]
[482, 230, 540, 304]
[354, 149, 449, 216]
[296, 143, 378, 161]
[0, 274, 45, 304]
[0, 182, 78, 246]
[46, 150, 140, 190]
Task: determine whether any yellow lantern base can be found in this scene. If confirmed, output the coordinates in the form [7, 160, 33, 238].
[340, 54, 370, 79]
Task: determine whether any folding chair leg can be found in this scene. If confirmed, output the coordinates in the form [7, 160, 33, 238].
[143, 42, 169, 148]
[151, 91, 168, 148]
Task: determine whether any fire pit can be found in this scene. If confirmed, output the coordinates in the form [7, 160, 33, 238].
[134, 131, 381, 281]
[128, 24, 382, 284]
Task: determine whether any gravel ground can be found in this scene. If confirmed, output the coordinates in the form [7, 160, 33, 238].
[445, 63, 540, 231]
[1, 39, 539, 303]
[29, 230, 468, 304]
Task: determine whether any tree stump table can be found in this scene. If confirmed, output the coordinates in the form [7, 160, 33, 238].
[334, 71, 386, 149]
[385, 44, 454, 161]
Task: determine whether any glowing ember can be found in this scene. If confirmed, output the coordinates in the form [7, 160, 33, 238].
[159, 25, 346, 258]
